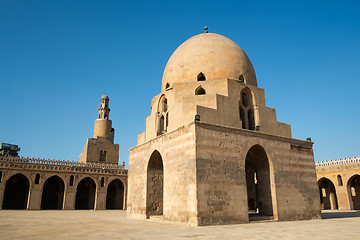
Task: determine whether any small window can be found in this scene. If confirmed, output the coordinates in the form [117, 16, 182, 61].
[165, 83, 170, 89]
[99, 150, 106, 162]
[0, 171, 2, 183]
[35, 173, 40, 184]
[195, 86, 206, 95]
[337, 175, 343, 186]
[239, 74, 245, 83]
[197, 72, 206, 81]
[101, 177, 105, 187]
[69, 175, 74, 186]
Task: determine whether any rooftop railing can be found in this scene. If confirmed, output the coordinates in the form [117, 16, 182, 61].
[315, 156, 360, 167]
[0, 156, 126, 170]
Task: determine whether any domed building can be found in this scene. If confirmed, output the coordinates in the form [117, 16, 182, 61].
[127, 30, 321, 225]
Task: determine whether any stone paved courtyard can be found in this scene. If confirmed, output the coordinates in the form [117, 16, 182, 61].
[0, 210, 359, 240]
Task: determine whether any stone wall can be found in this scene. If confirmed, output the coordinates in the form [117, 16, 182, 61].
[195, 122, 321, 225]
[0, 156, 127, 210]
[128, 123, 197, 224]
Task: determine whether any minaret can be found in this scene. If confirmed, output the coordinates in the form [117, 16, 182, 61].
[79, 95, 119, 164]
[93, 95, 114, 143]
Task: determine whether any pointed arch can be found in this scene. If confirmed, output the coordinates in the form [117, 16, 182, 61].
[195, 86, 206, 95]
[318, 177, 338, 210]
[337, 174, 343, 186]
[106, 179, 125, 209]
[2, 173, 30, 209]
[75, 177, 96, 209]
[347, 174, 360, 210]
[156, 95, 169, 136]
[197, 72, 206, 81]
[146, 150, 164, 217]
[41, 175, 65, 210]
[35, 173, 40, 184]
[165, 83, 170, 89]
[239, 74, 245, 83]
[245, 145, 275, 220]
[239, 87, 256, 130]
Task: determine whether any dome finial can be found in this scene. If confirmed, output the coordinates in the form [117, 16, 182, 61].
[204, 26, 208, 33]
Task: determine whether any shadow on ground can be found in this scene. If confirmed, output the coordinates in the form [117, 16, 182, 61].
[322, 210, 360, 219]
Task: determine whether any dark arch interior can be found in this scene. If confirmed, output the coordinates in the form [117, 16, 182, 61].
[197, 72, 206, 81]
[318, 178, 338, 210]
[2, 174, 29, 209]
[245, 145, 273, 219]
[195, 86, 206, 95]
[146, 150, 164, 216]
[75, 177, 96, 210]
[41, 176, 65, 210]
[348, 175, 360, 210]
[106, 179, 124, 209]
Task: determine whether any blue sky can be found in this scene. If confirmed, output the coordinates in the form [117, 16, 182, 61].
[1, 1, 359, 166]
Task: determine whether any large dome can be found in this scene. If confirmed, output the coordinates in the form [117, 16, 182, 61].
[162, 33, 257, 89]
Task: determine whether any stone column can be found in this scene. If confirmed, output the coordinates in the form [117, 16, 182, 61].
[336, 187, 351, 210]
[63, 189, 76, 210]
[0, 185, 4, 210]
[96, 190, 107, 210]
[330, 192, 337, 210]
[28, 188, 42, 210]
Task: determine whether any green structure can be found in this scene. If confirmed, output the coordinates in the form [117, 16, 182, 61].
[0, 143, 20, 157]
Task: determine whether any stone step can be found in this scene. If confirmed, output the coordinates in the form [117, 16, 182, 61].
[148, 215, 164, 222]
[249, 215, 275, 222]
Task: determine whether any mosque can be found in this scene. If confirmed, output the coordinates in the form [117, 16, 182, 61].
[1, 28, 359, 226]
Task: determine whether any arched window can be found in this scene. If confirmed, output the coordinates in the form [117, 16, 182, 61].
[0, 171, 2, 183]
[337, 175, 343, 186]
[69, 175, 74, 186]
[197, 72, 206, 81]
[99, 150, 106, 162]
[101, 177, 105, 187]
[239, 88, 256, 130]
[35, 173, 40, 184]
[195, 86, 206, 95]
[239, 74, 245, 83]
[157, 96, 169, 136]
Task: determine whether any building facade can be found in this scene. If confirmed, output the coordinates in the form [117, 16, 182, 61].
[316, 157, 360, 211]
[0, 96, 127, 210]
[127, 31, 321, 226]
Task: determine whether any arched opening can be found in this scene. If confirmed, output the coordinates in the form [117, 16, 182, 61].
[106, 179, 124, 209]
[156, 96, 168, 136]
[337, 175, 343, 186]
[69, 175, 74, 186]
[165, 83, 170, 89]
[0, 171, 2, 183]
[239, 74, 245, 83]
[75, 177, 96, 210]
[35, 173, 40, 184]
[239, 88, 255, 130]
[197, 72, 206, 81]
[245, 145, 274, 220]
[99, 150, 106, 162]
[146, 150, 164, 217]
[41, 176, 65, 210]
[195, 86, 206, 95]
[2, 174, 29, 209]
[101, 177, 105, 187]
[318, 178, 338, 210]
[347, 175, 360, 210]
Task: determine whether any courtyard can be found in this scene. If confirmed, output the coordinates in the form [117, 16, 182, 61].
[0, 210, 359, 239]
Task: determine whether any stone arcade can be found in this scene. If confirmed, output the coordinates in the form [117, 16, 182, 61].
[0, 96, 127, 210]
[127, 31, 322, 225]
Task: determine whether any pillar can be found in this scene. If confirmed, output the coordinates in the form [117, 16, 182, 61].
[28, 188, 42, 210]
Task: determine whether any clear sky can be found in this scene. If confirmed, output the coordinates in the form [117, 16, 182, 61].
[1, 1, 359, 166]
